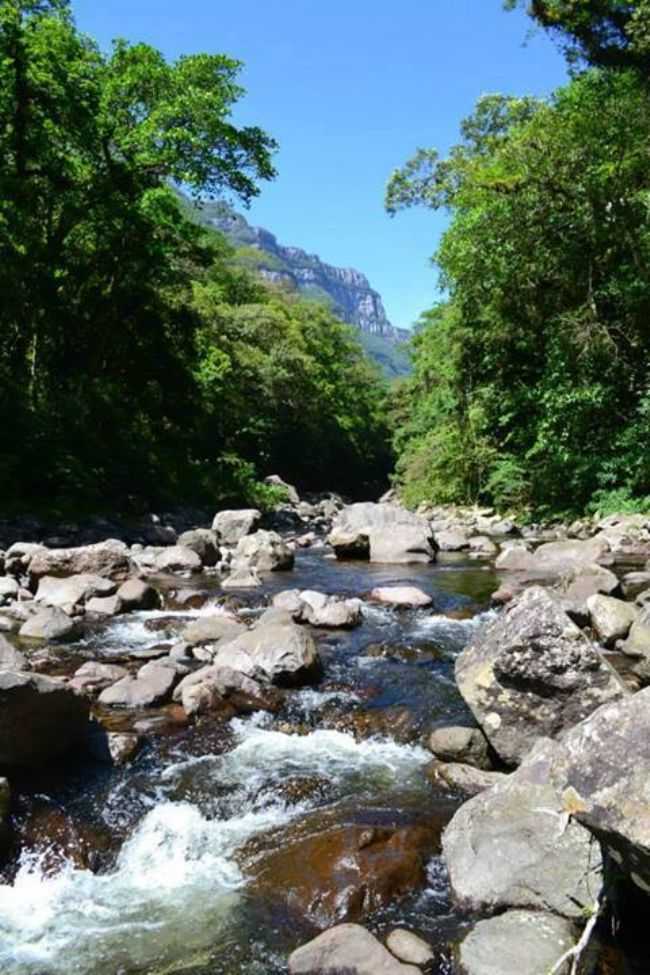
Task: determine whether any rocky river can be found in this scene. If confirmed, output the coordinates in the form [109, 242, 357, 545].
[1, 492, 650, 974]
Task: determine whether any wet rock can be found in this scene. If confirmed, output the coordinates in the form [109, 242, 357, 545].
[182, 614, 246, 646]
[442, 738, 600, 919]
[386, 930, 433, 967]
[456, 586, 626, 766]
[251, 822, 438, 927]
[557, 562, 621, 620]
[152, 545, 202, 575]
[587, 594, 638, 646]
[212, 509, 261, 545]
[622, 571, 650, 599]
[177, 529, 219, 567]
[457, 910, 575, 975]
[496, 537, 610, 575]
[370, 586, 432, 609]
[234, 529, 294, 572]
[35, 573, 116, 614]
[436, 528, 471, 551]
[289, 924, 420, 975]
[18, 606, 79, 642]
[0, 577, 19, 604]
[468, 535, 499, 558]
[28, 540, 132, 581]
[329, 503, 436, 564]
[86, 594, 123, 617]
[619, 612, 650, 683]
[117, 578, 161, 611]
[222, 565, 262, 589]
[216, 619, 321, 687]
[0, 671, 90, 767]
[298, 590, 363, 629]
[164, 587, 210, 611]
[70, 662, 128, 694]
[98, 660, 178, 708]
[174, 663, 280, 716]
[85, 725, 142, 765]
[428, 726, 492, 770]
[424, 759, 508, 798]
[322, 705, 420, 744]
[0, 634, 28, 671]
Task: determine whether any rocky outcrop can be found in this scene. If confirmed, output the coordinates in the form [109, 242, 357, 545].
[329, 503, 435, 564]
[28, 540, 132, 581]
[456, 586, 626, 766]
[289, 924, 420, 975]
[0, 671, 90, 767]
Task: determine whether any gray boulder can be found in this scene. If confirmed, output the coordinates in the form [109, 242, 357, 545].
[221, 565, 262, 589]
[289, 924, 420, 975]
[456, 586, 626, 766]
[0, 634, 28, 671]
[457, 911, 575, 975]
[619, 613, 650, 683]
[468, 535, 499, 558]
[212, 509, 261, 545]
[216, 619, 321, 687]
[556, 562, 621, 620]
[116, 578, 161, 611]
[85, 594, 123, 617]
[152, 545, 202, 575]
[70, 662, 128, 694]
[428, 725, 492, 770]
[425, 760, 508, 798]
[496, 537, 610, 575]
[587, 593, 638, 646]
[442, 738, 601, 919]
[385, 930, 433, 967]
[4, 542, 47, 576]
[177, 529, 219, 567]
[175, 664, 278, 716]
[370, 586, 432, 609]
[234, 530, 294, 572]
[329, 503, 436, 564]
[296, 590, 363, 629]
[98, 660, 178, 707]
[0, 577, 19, 605]
[19, 607, 79, 642]
[182, 615, 246, 647]
[28, 540, 131, 581]
[35, 573, 116, 614]
[0, 671, 90, 767]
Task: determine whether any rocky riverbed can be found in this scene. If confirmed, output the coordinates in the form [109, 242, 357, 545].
[1, 488, 650, 974]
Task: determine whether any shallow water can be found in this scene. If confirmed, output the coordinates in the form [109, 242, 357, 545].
[0, 549, 500, 975]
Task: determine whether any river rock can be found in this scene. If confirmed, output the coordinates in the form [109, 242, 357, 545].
[442, 738, 601, 919]
[496, 536, 610, 575]
[370, 586, 432, 609]
[175, 664, 280, 716]
[0, 671, 90, 767]
[0, 635, 28, 671]
[152, 545, 202, 575]
[98, 660, 178, 707]
[386, 930, 432, 967]
[557, 562, 621, 619]
[212, 509, 261, 545]
[234, 530, 294, 572]
[35, 573, 116, 614]
[0, 577, 19, 604]
[457, 910, 575, 975]
[222, 565, 262, 589]
[28, 540, 131, 581]
[289, 924, 420, 975]
[176, 529, 219, 567]
[456, 586, 626, 766]
[116, 578, 161, 611]
[298, 590, 363, 629]
[619, 613, 650, 683]
[425, 759, 508, 797]
[428, 725, 492, 769]
[329, 503, 436, 564]
[436, 528, 470, 551]
[468, 535, 499, 558]
[86, 594, 123, 617]
[587, 593, 638, 646]
[216, 619, 321, 687]
[70, 662, 128, 694]
[4, 542, 47, 576]
[251, 821, 437, 927]
[182, 614, 246, 646]
[19, 606, 79, 642]
[85, 725, 142, 765]
[265, 474, 300, 504]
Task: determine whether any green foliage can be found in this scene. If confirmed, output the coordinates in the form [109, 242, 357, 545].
[388, 69, 650, 515]
[0, 1, 391, 511]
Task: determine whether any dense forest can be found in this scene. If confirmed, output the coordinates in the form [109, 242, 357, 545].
[388, 0, 650, 517]
[0, 0, 391, 514]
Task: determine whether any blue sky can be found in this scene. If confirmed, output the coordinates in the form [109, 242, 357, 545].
[73, 0, 567, 329]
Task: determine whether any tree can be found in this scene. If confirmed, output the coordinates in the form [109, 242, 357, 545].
[505, 1, 650, 72]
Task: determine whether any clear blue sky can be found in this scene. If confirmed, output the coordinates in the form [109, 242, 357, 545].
[73, 0, 567, 330]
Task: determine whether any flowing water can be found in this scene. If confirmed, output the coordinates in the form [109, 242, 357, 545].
[0, 550, 500, 975]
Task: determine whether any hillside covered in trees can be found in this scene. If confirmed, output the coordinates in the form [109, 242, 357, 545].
[388, 0, 650, 517]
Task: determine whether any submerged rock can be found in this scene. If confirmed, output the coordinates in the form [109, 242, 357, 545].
[0, 671, 90, 767]
[457, 910, 575, 975]
[456, 586, 626, 766]
[289, 924, 420, 975]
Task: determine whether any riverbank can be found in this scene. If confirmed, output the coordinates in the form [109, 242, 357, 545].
[0, 489, 649, 973]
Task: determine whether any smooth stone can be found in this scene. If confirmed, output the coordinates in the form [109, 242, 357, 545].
[370, 586, 433, 609]
[457, 910, 575, 975]
[289, 924, 420, 975]
[386, 930, 433, 966]
[19, 607, 79, 642]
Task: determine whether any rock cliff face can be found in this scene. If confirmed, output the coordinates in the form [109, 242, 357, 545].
[199, 203, 409, 344]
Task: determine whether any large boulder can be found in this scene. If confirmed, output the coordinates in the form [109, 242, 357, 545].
[174, 664, 280, 716]
[70, 662, 128, 694]
[328, 503, 436, 564]
[428, 725, 492, 770]
[495, 536, 610, 575]
[442, 738, 601, 919]
[619, 611, 650, 683]
[28, 540, 132, 581]
[35, 574, 116, 615]
[19, 606, 79, 642]
[370, 586, 432, 609]
[4, 542, 47, 577]
[212, 509, 261, 545]
[0, 671, 90, 767]
[289, 924, 420, 975]
[587, 593, 638, 646]
[234, 530, 294, 572]
[0, 635, 28, 671]
[216, 619, 321, 687]
[457, 911, 575, 975]
[289, 590, 363, 629]
[182, 614, 247, 647]
[152, 546, 202, 575]
[556, 562, 621, 618]
[176, 529, 219, 567]
[455, 586, 626, 766]
[98, 660, 178, 708]
[0, 577, 19, 605]
[116, 578, 161, 611]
